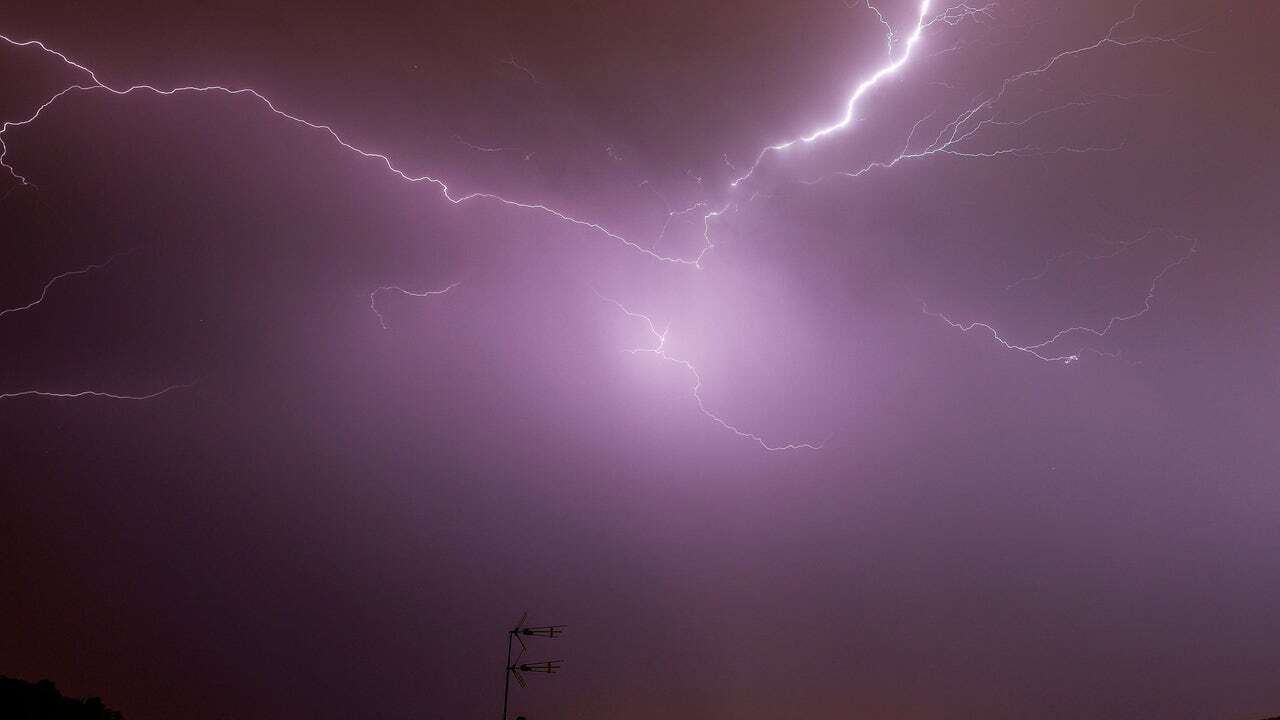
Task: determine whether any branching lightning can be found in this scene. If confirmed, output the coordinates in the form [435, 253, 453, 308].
[726, 2, 1202, 190]
[857, 0, 899, 59]
[0, 1, 1211, 443]
[0, 2, 1199, 272]
[0, 34, 698, 267]
[922, 237, 1199, 364]
[817, 32, 1201, 183]
[729, 0, 995, 188]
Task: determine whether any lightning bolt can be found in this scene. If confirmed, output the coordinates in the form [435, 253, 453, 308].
[729, 0, 995, 188]
[730, 2, 1202, 189]
[369, 282, 460, 330]
[594, 289, 827, 452]
[922, 237, 1199, 364]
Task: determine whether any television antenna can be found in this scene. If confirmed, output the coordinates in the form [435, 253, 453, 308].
[502, 612, 565, 720]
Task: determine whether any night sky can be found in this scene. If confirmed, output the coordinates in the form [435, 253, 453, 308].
[2, 1, 1278, 719]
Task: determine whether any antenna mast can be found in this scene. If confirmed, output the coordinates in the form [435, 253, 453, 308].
[502, 612, 565, 720]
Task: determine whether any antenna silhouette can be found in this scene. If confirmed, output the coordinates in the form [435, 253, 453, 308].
[502, 612, 565, 720]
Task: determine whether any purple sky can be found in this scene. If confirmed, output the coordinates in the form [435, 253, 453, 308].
[2, 1, 1278, 718]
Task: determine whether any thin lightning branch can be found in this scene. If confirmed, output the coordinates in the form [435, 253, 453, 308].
[1, 249, 135, 319]
[829, 84, 1180, 183]
[873, 4, 1205, 171]
[453, 134, 535, 160]
[639, 180, 718, 255]
[861, 0, 898, 58]
[594, 289, 826, 452]
[369, 281, 460, 329]
[500, 50, 539, 84]
[1004, 249, 1074, 292]
[1084, 228, 1158, 260]
[0, 249, 189, 404]
[0, 383, 193, 401]
[1004, 229, 1162, 292]
[923, 238, 1199, 364]
[453, 134, 507, 153]
[0, 34, 698, 267]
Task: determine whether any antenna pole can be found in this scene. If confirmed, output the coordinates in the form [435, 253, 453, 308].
[501, 613, 564, 720]
[502, 630, 513, 720]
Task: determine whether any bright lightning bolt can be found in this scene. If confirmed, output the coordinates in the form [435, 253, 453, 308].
[728, 2, 1203, 189]
[730, 0, 993, 188]
[594, 289, 827, 452]
[812, 28, 1203, 183]
[0, 1, 1200, 273]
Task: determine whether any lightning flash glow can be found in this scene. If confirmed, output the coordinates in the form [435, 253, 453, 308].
[595, 290, 826, 452]
[0, 2, 1206, 449]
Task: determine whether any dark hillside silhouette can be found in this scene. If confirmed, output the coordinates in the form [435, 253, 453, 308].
[0, 676, 124, 720]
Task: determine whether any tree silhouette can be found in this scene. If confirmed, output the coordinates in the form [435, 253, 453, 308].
[0, 676, 125, 720]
